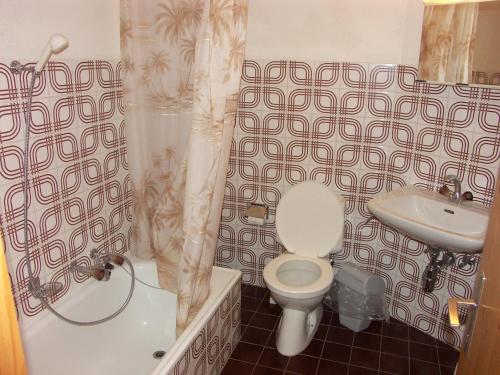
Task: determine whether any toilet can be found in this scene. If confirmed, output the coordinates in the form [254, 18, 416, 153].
[263, 181, 345, 356]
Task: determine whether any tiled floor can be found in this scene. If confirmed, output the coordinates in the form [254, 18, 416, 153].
[222, 285, 459, 375]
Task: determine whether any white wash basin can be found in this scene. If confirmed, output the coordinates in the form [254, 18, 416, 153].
[367, 187, 490, 253]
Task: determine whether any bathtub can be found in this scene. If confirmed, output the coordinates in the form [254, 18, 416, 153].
[22, 255, 242, 375]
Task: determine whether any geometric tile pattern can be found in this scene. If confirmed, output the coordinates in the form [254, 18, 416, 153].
[216, 59, 500, 348]
[169, 278, 241, 375]
[223, 284, 459, 375]
[0, 59, 131, 321]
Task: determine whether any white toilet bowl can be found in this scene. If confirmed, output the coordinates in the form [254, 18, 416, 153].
[263, 254, 334, 355]
[263, 181, 345, 356]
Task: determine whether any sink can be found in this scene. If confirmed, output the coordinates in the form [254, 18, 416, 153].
[367, 187, 490, 253]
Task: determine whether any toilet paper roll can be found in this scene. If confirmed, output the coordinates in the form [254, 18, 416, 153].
[247, 216, 266, 225]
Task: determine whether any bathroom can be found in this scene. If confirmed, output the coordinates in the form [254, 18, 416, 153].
[1, 0, 499, 374]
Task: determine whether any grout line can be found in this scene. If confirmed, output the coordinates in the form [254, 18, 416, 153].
[408, 334, 411, 375]
[435, 335, 443, 375]
[378, 323, 383, 375]
[246, 291, 267, 375]
[313, 308, 332, 375]
[345, 326, 355, 375]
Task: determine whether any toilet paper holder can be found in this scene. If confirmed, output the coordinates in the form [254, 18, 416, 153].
[244, 203, 269, 223]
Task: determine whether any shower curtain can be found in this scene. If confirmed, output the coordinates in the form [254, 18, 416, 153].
[418, 3, 478, 83]
[120, 0, 247, 333]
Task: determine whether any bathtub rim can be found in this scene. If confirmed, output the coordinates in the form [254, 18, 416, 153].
[150, 265, 241, 375]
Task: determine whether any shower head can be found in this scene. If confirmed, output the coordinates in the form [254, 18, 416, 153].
[34, 34, 69, 73]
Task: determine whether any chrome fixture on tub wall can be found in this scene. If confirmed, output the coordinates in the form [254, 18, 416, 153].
[11, 33, 137, 326]
[1, 55, 129, 320]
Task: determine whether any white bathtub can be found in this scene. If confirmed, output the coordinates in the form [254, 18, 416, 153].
[22, 256, 242, 375]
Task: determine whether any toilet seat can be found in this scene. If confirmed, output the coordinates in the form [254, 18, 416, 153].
[276, 181, 344, 257]
[263, 254, 334, 299]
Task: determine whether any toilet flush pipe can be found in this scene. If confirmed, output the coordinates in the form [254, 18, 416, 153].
[276, 308, 309, 356]
[275, 304, 323, 356]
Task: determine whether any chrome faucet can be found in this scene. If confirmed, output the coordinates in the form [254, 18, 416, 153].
[70, 261, 111, 281]
[70, 248, 115, 281]
[444, 175, 462, 202]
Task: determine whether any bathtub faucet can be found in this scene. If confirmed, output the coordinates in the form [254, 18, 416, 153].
[90, 248, 125, 268]
[69, 261, 111, 281]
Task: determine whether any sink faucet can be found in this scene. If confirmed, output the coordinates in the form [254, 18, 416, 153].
[444, 175, 462, 202]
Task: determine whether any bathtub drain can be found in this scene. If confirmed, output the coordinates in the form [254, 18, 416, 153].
[153, 350, 166, 359]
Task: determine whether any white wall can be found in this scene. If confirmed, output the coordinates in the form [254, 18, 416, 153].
[0, 0, 424, 64]
[246, 0, 425, 65]
[0, 0, 120, 60]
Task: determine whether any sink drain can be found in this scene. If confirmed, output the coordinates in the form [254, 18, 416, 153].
[153, 350, 166, 359]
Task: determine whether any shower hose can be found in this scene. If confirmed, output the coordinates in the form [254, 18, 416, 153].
[21, 71, 137, 326]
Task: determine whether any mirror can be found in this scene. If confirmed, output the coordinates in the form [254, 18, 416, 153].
[418, 0, 500, 86]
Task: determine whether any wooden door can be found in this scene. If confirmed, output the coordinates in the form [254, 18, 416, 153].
[456, 178, 500, 375]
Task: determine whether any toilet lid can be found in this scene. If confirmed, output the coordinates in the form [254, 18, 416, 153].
[276, 181, 344, 258]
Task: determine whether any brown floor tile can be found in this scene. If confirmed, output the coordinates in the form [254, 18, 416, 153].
[409, 327, 437, 346]
[242, 284, 269, 299]
[409, 359, 440, 375]
[348, 365, 379, 375]
[441, 365, 456, 375]
[266, 331, 277, 349]
[258, 300, 282, 316]
[364, 321, 383, 335]
[326, 326, 354, 345]
[436, 340, 457, 350]
[242, 296, 262, 311]
[350, 347, 380, 370]
[259, 347, 289, 369]
[379, 353, 409, 375]
[409, 341, 439, 363]
[242, 309, 254, 324]
[383, 322, 409, 340]
[438, 347, 460, 367]
[221, 359, 255, 374]
[249, 312, 279, 330]
[353, 332, 381, 351]
[314, 325, 328, 340]
[253, 366, 284, 375]
[286, 354, 319, 374]
[321, 310, 332, 325]
[322, 341, 351, 363]
[241, 326, 271, 346]
[231, 342, 263, 363]
[330, 313, 342, 327]
[382, 336, 409, 357]
[302, 339, 323, 357]
[224, 285, 459, 375]
[316, 359, 348, 375]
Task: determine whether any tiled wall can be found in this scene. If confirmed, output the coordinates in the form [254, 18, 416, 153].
[169, 278, 241, 375]
[0, 59, 131, 320]
[216, 59, 500, 347]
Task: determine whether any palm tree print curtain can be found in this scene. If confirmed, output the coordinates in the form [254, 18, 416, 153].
[418, 3, 478, 84]
[120, 0, 247, 334]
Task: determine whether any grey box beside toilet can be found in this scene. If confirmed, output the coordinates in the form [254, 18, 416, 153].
[334, 262, 386, 332]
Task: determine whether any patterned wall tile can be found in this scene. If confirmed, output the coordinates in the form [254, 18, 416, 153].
[0, 59, 131, 320]
[216, 59, 500, 348]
